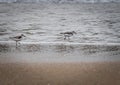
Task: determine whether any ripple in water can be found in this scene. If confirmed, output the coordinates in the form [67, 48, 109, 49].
[0, 3, 120, 44]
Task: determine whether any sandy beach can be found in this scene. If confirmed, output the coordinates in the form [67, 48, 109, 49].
[0, 62, 120, 85]
[0, 43, 120, 85]
[0, 42, 120, 85]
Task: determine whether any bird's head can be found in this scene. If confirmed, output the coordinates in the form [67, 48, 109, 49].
[21, 34, 26, 37]
[72, 31, 77, 34]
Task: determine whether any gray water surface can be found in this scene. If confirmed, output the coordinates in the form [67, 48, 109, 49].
[0, 3, 120, 44]
[0, 3, 120, 63]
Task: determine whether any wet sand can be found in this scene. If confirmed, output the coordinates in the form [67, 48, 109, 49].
[0, 62, 120, 85]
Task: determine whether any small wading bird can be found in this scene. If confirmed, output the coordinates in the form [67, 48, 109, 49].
[60, 31, 77, 40]
[9, 34, 25, 47]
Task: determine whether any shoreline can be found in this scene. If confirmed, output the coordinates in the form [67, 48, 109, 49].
[1, 41, 120, 46]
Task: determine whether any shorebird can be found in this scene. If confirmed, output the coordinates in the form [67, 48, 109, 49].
[60, 31, 77, 40]
[9, 34, 25, 47]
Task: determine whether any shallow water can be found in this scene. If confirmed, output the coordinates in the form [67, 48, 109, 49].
[0, 3, 120, 44]
[0, 3, 120, 63]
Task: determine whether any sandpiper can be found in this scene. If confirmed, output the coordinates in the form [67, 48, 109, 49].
[10, 34, 25, 47]
[60, 31, 77, 40]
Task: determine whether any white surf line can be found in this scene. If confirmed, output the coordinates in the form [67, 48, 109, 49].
[0, 41, 120, 46]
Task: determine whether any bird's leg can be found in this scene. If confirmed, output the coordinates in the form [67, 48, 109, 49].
[18, 42, 21, 45]
[64, 36, 66, 40]
[16, 41, 18, 47]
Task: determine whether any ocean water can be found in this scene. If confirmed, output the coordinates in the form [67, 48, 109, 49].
[0, 3, 120, 62]
[0, 3, 120, 44]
